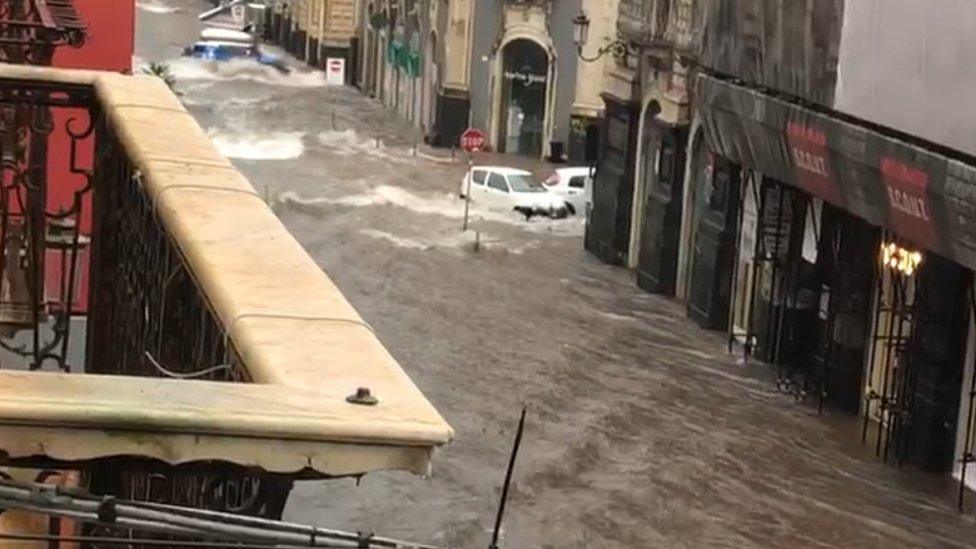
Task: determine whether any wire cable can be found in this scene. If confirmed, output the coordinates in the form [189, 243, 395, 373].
[143, 350, 232, 379]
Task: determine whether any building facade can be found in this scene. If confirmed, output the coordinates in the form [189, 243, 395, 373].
[268, 0, 359, 84]
[586, 0, 696, 274]
[357, 0, 616, 160]
[588, 0, 976, 500]
[357, 0, 432, 135]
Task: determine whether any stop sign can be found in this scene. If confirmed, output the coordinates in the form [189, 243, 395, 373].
[459, 128, 486, 152]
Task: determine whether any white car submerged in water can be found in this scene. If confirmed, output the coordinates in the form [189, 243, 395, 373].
[543, 166, 592, 216]
[459, 166, 569, 219]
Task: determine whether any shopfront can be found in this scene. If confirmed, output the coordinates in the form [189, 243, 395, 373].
[497, 39, 550, 157]
[693, 73, 976, 475]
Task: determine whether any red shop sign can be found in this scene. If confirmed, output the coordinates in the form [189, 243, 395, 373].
[786, 121, 844, 206]
[880, 157, 938, 248]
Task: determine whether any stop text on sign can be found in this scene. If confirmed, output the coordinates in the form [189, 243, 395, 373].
[459, 128, 486, 152]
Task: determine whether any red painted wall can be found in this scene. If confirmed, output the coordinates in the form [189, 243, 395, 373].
[44, 0, 135, 313]
[53, 0, 135, 72]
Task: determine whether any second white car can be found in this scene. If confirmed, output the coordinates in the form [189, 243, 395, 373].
[543, 167, 592, 216]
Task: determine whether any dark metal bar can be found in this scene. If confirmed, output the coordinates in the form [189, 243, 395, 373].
[726, 165, 748, 354]
[959, 280, 976, 510]
[863, 238, 885, 442]
[0, 533, 350, 548]
[876, 269, 898, 458]
[0, 478, 439, 548]
[744, 174, 765, 365]
[490, 406, 527, 549]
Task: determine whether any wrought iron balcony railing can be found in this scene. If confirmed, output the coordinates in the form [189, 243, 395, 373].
[0, 0, 86, 64]
[617, 0, 669, 47]
[0, 63, 452, 539]
[664, 0, 701, 55]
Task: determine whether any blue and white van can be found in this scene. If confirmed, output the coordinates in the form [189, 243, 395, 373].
[183, 27, 289, 73]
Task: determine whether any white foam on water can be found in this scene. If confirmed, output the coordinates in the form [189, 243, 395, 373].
[183, 93, 273, 108]
[137, 0, 180, 14]
[208, 130, 305, 160]
[359, 228, 540, 256]
[316, 129, 414, 164]
[597, 311, 640, 323]
[165, 58, 327, 88]
[278, 186, 585, 236]
[359, 229, 433, 251]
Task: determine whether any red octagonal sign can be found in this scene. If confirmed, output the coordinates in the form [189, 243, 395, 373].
[460, 128, 486, 153]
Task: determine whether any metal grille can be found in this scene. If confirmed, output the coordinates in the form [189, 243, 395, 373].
[666, 0, 700, 52]
[87, 117, 249, 382]
[861, 234, 920, 465]
[0, 0, 86, 64]
[0, 78, 94, 372]
[83, 112, 294, 544]
[958, 283, 976, 513]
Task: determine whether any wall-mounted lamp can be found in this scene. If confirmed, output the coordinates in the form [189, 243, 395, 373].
[572, 11, 631, 63]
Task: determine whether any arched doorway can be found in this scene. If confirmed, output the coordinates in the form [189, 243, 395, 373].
[498, 39, 549, 157]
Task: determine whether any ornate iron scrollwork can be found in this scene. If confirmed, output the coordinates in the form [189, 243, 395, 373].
[0, 78, 94, 372]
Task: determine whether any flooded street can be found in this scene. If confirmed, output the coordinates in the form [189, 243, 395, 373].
[138, 2, 976, 547]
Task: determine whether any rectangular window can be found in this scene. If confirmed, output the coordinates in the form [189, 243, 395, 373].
[569, 176, 586, 189]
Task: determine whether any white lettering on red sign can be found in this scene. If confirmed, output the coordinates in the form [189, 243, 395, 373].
[459, 129, 485, 152]
[791, 147, 830, 178]
[785, 121, 843, 204]
[879, 156, 937, 247]
[886, 186, 931, 221]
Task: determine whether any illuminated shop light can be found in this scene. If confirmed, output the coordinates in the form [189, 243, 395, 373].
[881, 242, 923, 276]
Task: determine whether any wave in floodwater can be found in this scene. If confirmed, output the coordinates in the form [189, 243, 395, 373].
[137, 0, 180, 14]
[316, 129, 416, 164]
[277, 186, 585, 236]
[358, 228, 540, 256]
[208, 130, 305, 160]
[181, 93, 273, 108]
[359, 229, 435, 251]
[166, 57, 327, 88]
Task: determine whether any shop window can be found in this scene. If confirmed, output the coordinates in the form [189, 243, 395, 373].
[499, 39, 549, 157]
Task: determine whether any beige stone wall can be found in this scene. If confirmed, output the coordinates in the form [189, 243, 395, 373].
[573, 0, 620, 118]
[294, 0, 308, 31]
[441, 0, 472, 90]
[308, 0, 323, 41]
[322, 0, 357, 45]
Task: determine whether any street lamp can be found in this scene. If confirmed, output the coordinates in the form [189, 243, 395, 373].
[572, 11, 630, 63]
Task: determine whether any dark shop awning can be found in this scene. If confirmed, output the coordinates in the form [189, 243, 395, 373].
[696, 72, 976, 272]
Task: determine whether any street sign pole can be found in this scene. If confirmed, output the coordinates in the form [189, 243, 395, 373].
[463, 152, 473, 231]
[459, 128, 485, 232]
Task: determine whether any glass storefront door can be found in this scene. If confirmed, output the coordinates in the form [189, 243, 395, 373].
[499, 39, 548, 157]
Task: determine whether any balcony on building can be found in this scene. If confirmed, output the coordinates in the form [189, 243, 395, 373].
[0, 61, 453, 528]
